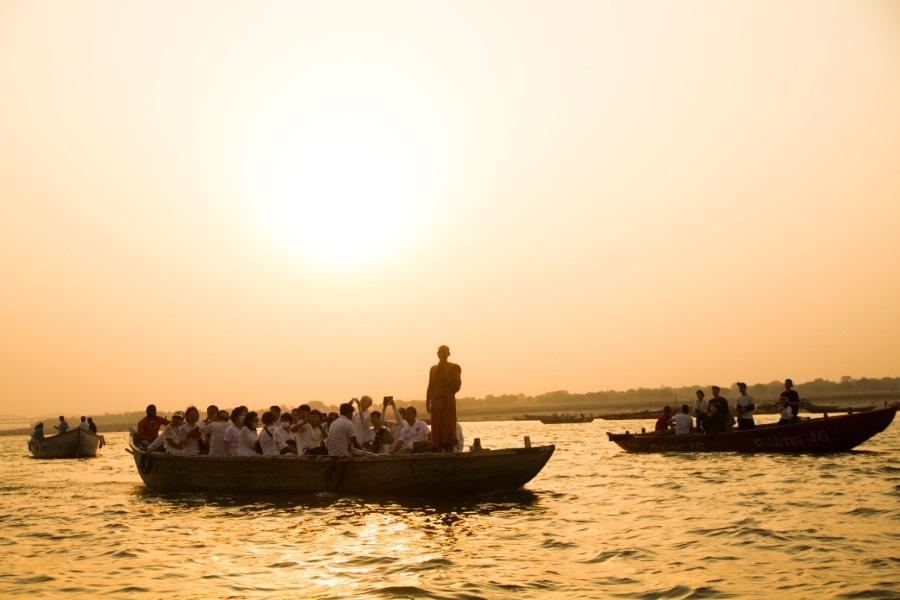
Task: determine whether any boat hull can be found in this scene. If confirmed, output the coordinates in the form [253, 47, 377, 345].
[537, 417, 595, 424]
[607, 406, 897, 453]
[29, 428, 100, 459]
[129, 445, 555, 497]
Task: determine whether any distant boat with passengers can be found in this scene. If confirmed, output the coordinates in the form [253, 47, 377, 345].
[519, 413, 595, 424]
[29, 428, 101, 459]
[607, 405, 897, 453]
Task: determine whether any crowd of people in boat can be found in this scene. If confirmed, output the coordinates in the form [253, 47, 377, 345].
[654, 379, 802, 435]
[131, 396, 465, 458]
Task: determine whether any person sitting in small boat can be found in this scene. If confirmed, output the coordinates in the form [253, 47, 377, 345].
[326, 412, 339, 431]
[655, 406, 673, 433]
[693, 390, 708, 433]
[300, 410, 328, 455]
[201, 409, 231, 457]
[269, 405, 282, 426]
[29, 423, 44, 450]
[238, 411, 261, 456]
[735, 382, 756, 430]
[179, 406, 203, 456]
[777, 398, 797, 425]
[390, 407, 430, 454]
[258, 411, 279, 456]
[780, 378, 800, 420]
[55, 416, 69, 433]
[87, 417, 97, 434]
[274, 412, 298, 455]
[223, 407, 245, 456]
[78, 416, 89, 431]
[163, 411, 187, 455]
[134, 405, 169, 449]
[674, 405, 693, 435]
[327, 403, 362, 457]
[365, 410, 394, 454]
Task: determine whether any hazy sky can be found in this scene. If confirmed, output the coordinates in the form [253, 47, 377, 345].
[2, 1, 899, 415]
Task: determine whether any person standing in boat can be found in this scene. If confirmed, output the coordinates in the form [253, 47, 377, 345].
[780, 379, 800, 419]
[426, 345, 462, 452]
[706, 386, 731, 434]
[735, 382, 756, 429]
[55, 416, 69, 433]
[693, 390, 708, 433]
[351, 396, 375, 448]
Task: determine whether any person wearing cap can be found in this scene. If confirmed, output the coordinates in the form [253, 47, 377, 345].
[735, 382, 756, 429]
[163, 412, 187, 455]
[426, 345, 462, 452]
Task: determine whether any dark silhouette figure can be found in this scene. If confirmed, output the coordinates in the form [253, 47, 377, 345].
[426, 345, 462, 452]
[780, 378, 800, 417]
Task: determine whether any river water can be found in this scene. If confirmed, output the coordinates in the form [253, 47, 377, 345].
[1, 416, 898, 599]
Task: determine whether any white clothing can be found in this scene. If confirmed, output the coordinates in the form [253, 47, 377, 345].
[694, 397, 708, 416]
[163, 423, 186, 455]
[674, 413, 693, 435]
[258, 426, 279, 456]
[148, 434, 166, 452]
[326, 415, 356, 457]
[455, 422, 464, 453]
[737, 394, 755, 419]
[201, 420, 229, 457]
[394, 420, 429, 452]
[780, 405, 794, 421]
[297, 423, 323, 452]
[179, 422, 201, 456]
[238, 426, 259, 456]
[352, 410, 374, 445]
[223, 424, 241, 456]
[273, 426, 294, 453]
[79, 421, 90, 431]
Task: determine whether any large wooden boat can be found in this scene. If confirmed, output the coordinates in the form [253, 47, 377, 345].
[607, 406, 897, 453]
[29, 428, 100, 458]
[127, 442, 555, 497]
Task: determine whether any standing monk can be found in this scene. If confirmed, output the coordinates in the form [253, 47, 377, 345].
[427, 345, 462, 452]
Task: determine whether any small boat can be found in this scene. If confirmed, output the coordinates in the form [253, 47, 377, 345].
[607, 406, 897, 453]
[127, 442, 555, 497]
[29, 428, 100, 458]
[537, 414, 594, 424]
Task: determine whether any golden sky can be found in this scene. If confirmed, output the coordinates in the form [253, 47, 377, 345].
[2, 1, 899, 415]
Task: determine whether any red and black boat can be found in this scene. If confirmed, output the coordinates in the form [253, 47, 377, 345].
[607, 406, 897, 453]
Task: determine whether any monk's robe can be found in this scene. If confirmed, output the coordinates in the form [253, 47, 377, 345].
[427, 361, 462, 450]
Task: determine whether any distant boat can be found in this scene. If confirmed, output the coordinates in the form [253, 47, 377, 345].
[29, 428, 100, 459]
[536, 414, 595, 424]
[607, 406, 897, 453]
[127, 442, 555, 497]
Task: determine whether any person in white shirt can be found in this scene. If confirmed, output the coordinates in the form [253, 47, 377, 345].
[258, 411, 279, 456]
[299, 411, 327, 455]
[238, 411, 261, 456]
[55, 416, 69, 433]
[274, 413, 297, 455]
[201, 410, 231, 457]
[693, 389, 709, 433]
[351, 396, 375, 447]
[735, 382, 756, 430]
[366, 411, 394, 454]
[78, 416, 90, 431]
[674, 404, 693, 435]
[455, 422, 464, 453]
[390, 407, 430, 454]
[223, 408, 244, 457]
[777, 398, 796, 425]
[163, 411, 187, 455]
[179, 406, 202, 456]
[327, 403, 361, 457]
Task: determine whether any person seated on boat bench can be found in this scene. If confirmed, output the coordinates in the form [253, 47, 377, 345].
[300, 410, 328, 455]
[777, 397, 797, 425]
[180, 406, 203, 456]
[655, 406, 673, 433]
[269, 405, 282, 426]
[274, 412, 298, 455]
[55, 416, 69, 433]
[135, 405, 169, 449]
[327, 403, 362, 458]
[163, 411, 187, 455]
[87, 417, 97, 434]
[735, 382, 756, 430]
[693, 390, 708, 433]
[78, 416, 89, 431]
[238, 411, 261, 456]
[674, 405, 692, 435]
[365, 411, 395, 454]
[780, 379, 800, 420]
[390, 407, 430, 454]
[201, 410, 231, 457]
[258, 411, 280, 456]
[223, 407, 245, 456]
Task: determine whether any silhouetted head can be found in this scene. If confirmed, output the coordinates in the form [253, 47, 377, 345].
[80, 416, 86, 422]
[437, 345, 450, 361]
[261, 411, 275, 427]
[360, 396, 373, 410]
[185, 407, 200, 424]
[280, 413, 293, 428]
[244, 411, 258, 430]
[58, 416, 65, 422]
[87, 417, 93, 423]
[711, 386, 721, 397]
[145, 405, 157, 418]
[404, 406, 417, 426]
[308, 411, 322, 426]
[230, 407, 244, 425]
[270, 405, 281, 418]
[206, 405, 218, 419]
[695, 390, 704, 399]
[339, 403, 354, 418]
[681, 404, 690, 414]
[370, 411, 382, 428]
[737, 382, 747, 394]
[784, 379, 793, 390]
[217, 410, 229, 421]
[663, 406, 672, 416]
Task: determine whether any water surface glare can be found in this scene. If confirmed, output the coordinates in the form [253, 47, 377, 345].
[1, 418, 898, 599]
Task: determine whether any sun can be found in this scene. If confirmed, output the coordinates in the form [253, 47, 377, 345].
[245, 90, 439, 269]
